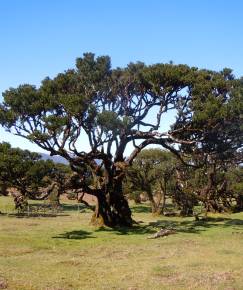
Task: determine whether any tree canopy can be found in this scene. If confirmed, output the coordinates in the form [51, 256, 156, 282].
[0, 53, 242, 226]
[0, 142, 71, 202]
[125, 148, 177, 214]
[0, 142, 53, 197]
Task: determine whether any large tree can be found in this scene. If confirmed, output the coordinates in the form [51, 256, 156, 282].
[0, 53, 242, 226]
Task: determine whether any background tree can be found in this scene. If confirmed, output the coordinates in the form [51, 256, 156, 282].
[125, 148, 176, 214]
[227, 165, 243, 211]
[0, 142, 70, 209]
[0, 53, 242, 226]
[171, 146, 243, 215]
[0, 181, 8, 196]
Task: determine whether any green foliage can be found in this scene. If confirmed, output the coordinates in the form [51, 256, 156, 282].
[0, 142, 70, 197]
[0, 142, 42, 190]
[1, 53, 241, 165]
[97, 111, 122, 133]
[227, 166, 243, 195]
[227, 166, 243, 210]
[0, 53, 242, 224]
[125, 148, 177, 200]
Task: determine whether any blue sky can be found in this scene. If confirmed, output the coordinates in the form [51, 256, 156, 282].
[1, 0, 243, 152]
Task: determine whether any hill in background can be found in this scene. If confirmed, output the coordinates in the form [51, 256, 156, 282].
[40, 153, 68, 164]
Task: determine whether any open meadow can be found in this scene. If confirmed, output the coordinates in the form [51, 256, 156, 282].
[1, 1, 243, 290]
[0, 196, 243, 290]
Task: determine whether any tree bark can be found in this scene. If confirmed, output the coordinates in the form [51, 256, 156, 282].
[159, 189, 166, 215]
[174, 169, 194, 216]
[90, 179, 133, 227]
[235, 195, 243, 212]
[0, 182, 8, 196]
[157, 179, 166, 215]
[71, 160, 133, 227]
[146, 188, 157, 214]
[146, 186, 166, 215]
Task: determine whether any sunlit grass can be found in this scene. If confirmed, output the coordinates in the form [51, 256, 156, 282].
[0, 196, 243, 290]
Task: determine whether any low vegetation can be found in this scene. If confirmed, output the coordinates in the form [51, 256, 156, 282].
[0, 196, 243, 290]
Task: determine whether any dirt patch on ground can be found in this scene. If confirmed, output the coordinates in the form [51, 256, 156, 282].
[61, 193, 97, 205]
[0, 278, 8, 289]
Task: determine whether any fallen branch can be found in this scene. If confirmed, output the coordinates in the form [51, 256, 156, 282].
[147, 228, 176, 239]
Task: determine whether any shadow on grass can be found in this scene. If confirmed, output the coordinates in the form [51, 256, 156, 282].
[52, 215, 243, 240]
[131, 204, 151, 213]
[95, 224, 155, 236]
[61, 203, 79, 212]
[7, 213, 70, 218]
[53, 230, 96, 240]
[148, 216, 243, 234]
[61, 203, 88, 212]
[131, 203, 179, 215]
[148, 220, 204, 234]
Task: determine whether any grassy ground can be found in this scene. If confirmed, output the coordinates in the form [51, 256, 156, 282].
[0, 196, 243, 290]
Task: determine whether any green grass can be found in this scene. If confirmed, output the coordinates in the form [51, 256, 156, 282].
[0, 196, 243, 290]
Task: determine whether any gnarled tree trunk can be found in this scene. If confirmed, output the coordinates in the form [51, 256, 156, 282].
[71, 159, 133, 227]
[90, 179, 132, 227]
